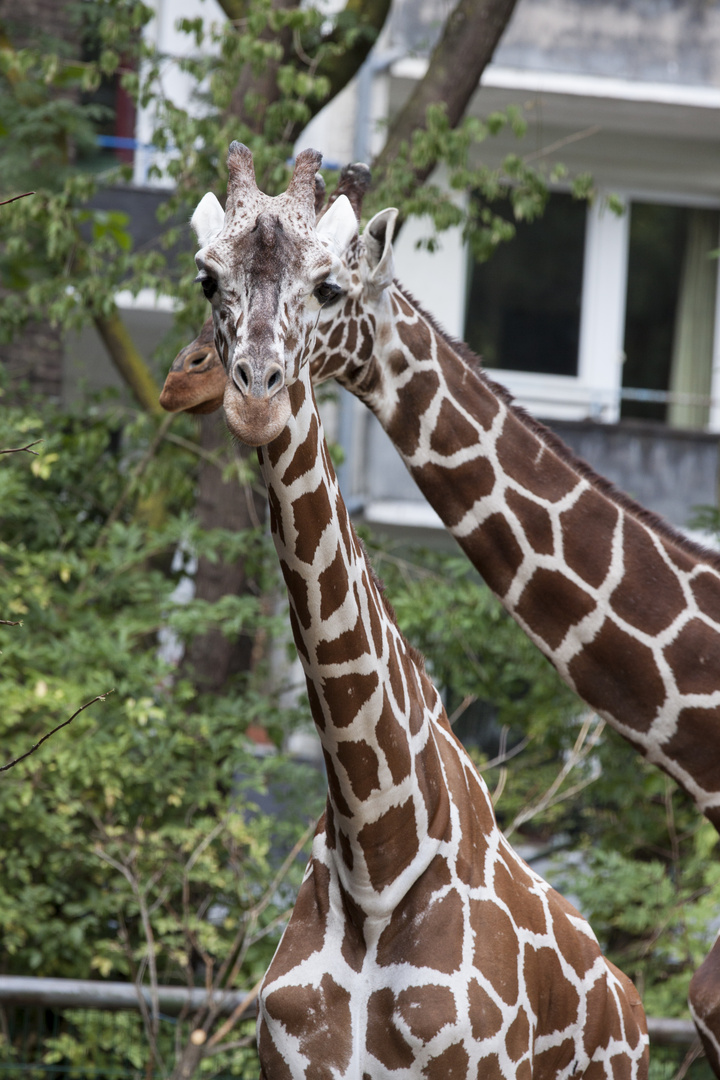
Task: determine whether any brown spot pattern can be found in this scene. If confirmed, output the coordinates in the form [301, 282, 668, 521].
[397, 314, 432, 356]
[336, 738, 381, 802]
[321, 670, 379, 728]
[288, 605, 310, 664]
[386, 370, 441, 456]
[568, 620, 666, 732]
[415, 736, 451, 841]
[366, 988, 415, 1070]
[397, 984, 457, 1040]
[496, 419, 577, 503]
[264, 972, 352, 1078]
[263, 862, 330, 982]
[531, 946, 581, 1038]
[323, 751, 353, 819]
[611, 518, 686, 634]
[306, 679, 325, 731]
[315, 609, 370, 665]
[375, 688, 413, 784]
[561, 488, 619, 590]
[515, 569, 596, 650]
[584, 978, 622, 1056]
[280, 560, 311, 629]
[377, 863, 462, 972]
[423, 1042, 470, 1078]
[506, 489, 554, 555]
[691, 570, 720, 621]
[662, 707, 720, 791]
[505, 1007, 531, 1061]
[291, 482, 332, 564]
[318, 546, 349, 621]
[266, 425, 292, 468]
[469, 899, 519, 1004]
[282, 414, 317, 486]
[664, 618, 720, 696]
[359, 797, 419, 891]
[465, 514, 524, 598]
[467, 978, 503, 1041]
[430, 399, 481, 454]
[493, 860, 546, 931]
[412, 455, 496, 531]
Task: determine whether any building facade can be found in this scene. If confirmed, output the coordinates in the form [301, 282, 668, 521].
[71, 0, 720, 532]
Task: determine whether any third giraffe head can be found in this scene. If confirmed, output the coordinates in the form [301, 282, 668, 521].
[192, 143, 360, 445]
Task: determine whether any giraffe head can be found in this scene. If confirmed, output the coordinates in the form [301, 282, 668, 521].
[158, 316, 225, 415]
[190, 143, 358, 445]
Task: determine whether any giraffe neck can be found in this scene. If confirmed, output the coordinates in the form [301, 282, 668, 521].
[257, 367, 453, 914]
[326, 281, 720, 829]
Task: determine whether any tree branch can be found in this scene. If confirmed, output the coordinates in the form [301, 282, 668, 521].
[0, 691, 114, 773]
[93, 307, 164, 415]
[0, 192, 35, 206]
[373, 0, 520, 188]
[0, 441, 41, 455]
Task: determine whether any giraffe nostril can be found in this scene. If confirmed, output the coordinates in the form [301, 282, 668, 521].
[267, 369, 281, 391]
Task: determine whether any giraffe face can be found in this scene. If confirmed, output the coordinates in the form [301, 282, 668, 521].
[310, 206, 399, 396]
[190, 144, 358, 446]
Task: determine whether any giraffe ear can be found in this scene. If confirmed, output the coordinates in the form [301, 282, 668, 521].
[316, 194, 358, 256]
[191, 192, 225, 248]
[363, 208, 398, 290]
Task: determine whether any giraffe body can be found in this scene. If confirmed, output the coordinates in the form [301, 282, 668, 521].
[191, 145, 648, 1080]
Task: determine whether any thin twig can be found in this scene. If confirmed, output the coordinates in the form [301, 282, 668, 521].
[0, 192, 35, 206]
[164, 431, 227, 467]
[504, 714, 605, 838]
[481, 735, 531, 772]
[206, 974, 265, 1050]
[448, 694, 477, 726]
[0, 691, 114, 773]
[672, 1039, 705, 1080]
[524, 125, 602, 164]
[0, 620, 21, 626]
[0, 441, 41, 456]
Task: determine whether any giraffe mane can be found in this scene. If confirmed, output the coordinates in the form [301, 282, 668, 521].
[393, 282, 720, 574]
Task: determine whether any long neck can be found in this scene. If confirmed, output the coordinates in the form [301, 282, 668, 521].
[340, 283, 720, 831]
[258, 369, 452, 909]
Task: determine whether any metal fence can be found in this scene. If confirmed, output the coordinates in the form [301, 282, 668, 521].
[0, 980, 258, 1079]
[0, 976, 712, 1080]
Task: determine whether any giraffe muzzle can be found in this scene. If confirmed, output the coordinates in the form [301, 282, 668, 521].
[223, 365, 291, 447]
[232, 358, 286, 401]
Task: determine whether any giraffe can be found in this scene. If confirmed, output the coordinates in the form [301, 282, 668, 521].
[166, 162, 720, 1069]
[190, 141, 648, 1080]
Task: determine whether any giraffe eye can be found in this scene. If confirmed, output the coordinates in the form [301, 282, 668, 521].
[313, 279, 343, 307]
[194, 273, 218, 300]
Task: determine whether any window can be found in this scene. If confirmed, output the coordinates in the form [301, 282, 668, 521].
[464, 193, 587, 377]
[622, 203, 719, 429]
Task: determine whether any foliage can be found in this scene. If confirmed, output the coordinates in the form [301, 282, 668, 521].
[0, 399, 325, 1075]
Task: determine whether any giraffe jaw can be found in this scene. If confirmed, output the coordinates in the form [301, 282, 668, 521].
[222, 382, 291, 446]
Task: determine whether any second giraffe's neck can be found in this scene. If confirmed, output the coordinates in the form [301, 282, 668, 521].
[257, 370, 452, 911]
[342, 282, 720, 827]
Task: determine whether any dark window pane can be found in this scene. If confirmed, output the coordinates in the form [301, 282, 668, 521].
[622, 203, 718, 429]
[464, 194, 586, 377]
[622, 203, 687, 423]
